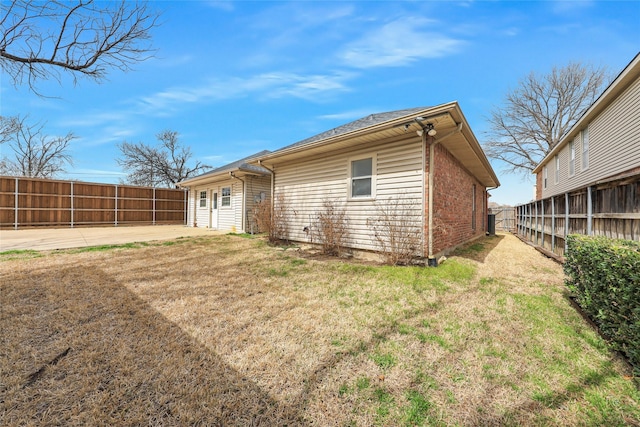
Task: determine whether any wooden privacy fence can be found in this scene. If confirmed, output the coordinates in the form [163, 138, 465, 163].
[489, 207, 515, 231]
[0, 177, 187, 229]
[515, 173, 640, 257]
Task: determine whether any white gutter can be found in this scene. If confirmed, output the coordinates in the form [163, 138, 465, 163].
[428, 122, 463, 265]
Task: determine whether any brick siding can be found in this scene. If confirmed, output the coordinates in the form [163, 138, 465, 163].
[425, 142, 486, 256]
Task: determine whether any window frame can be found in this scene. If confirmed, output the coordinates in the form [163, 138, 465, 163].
[348, 154, 376, 200]
[569, 140, 576, 177]
[543, 166, 548, 189]
[554, 155, 560, 184]
[221, 186, 231, 208]
[199, 190, 207, 208]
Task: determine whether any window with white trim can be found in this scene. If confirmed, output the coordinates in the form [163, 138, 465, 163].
[199, 191, 207, 207]
[554, 155, 560, 184]
[221, 187, 231, 207]
[581, 127, 589, 170]
[569, 140, 575, 177]
[350, 156, 374, 198]
[543, 166, 548, 189]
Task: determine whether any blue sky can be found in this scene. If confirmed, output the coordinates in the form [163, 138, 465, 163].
[2, 0, 639, 205]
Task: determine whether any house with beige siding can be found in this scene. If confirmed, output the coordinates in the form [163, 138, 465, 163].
[533, 52, 640, 199]
[180, 151, 271, 233]
[251, 102, 499, 264]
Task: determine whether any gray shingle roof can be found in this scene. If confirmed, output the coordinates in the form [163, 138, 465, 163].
[279, 106, 430, 151]
[185, 149, 271, 182]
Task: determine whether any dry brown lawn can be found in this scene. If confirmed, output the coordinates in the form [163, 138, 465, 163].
[1, 233, 638, 426]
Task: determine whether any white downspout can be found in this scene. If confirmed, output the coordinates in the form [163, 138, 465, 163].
[427, 122, 463, 266]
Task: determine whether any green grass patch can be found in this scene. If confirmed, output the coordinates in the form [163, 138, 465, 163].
[0, 249, 42, 261]
[67, 242, 143, 253]
[371, 352, 396, 370]
[404, 390, 432, 426]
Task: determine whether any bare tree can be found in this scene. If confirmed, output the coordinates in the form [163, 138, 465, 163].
[367, 196, 422, 265]
[0, 115, 75, 177]
[1, 0, 158, 93]
[117, 130, 210, 188]
[484, 62, 609, 176]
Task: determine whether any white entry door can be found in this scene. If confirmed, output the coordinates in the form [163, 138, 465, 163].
[210, 190, 218, 229]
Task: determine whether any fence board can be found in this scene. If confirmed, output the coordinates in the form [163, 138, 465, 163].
[516, 173, 640, 257]
[0, 176, 187, 229]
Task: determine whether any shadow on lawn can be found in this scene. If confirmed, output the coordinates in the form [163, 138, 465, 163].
[451, 233, 505, 263]
[1, 265, 305, 426]
[479, 360, 626, 426]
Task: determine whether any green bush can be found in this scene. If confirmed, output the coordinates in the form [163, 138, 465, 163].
[564, 235, 640, 377]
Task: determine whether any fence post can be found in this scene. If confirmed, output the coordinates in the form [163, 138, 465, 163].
[587, 186, 593, 236]
[184, 189, 188, 226]
[115, 185, 118, 226]
[551, 196, 555, 253]
[541, 199, 545, 248]
[534, 200, 538, 245]
[153, 187, 156, 225]
[564, 192, 569, 252]
[70, 181, 74, 228]
[14, 177, 19, 230]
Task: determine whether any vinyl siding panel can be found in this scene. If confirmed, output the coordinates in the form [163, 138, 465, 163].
[187, 189, 196, 227]
[244, 174, 271, 233]
[540, 76, 640, 198]
[274, 134, 424, 252]
[217, 179, 242, 232]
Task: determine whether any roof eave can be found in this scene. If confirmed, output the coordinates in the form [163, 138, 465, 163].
[255, 102, 459, 163]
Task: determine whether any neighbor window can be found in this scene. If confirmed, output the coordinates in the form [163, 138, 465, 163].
[555, 155, 560, 184]
[350, 156, 374, 198]
[199, 191, 207, 208]
[543, 166, 548, 189]
[581, 127, 589, 170]
[221, 187, 231, 207]
[569, 140, 575, 177]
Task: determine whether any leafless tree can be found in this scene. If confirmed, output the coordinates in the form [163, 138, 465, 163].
[0, 115, 75, 178]
[367, 196, 422, 265]
[484, 62, 609, 176]
[117, 130, 210, 188]
[1, 0, 158, 93]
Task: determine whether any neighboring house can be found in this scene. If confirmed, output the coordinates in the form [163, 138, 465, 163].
[251, 102, 499, 263]
[533, 52, 640, 199]
[179, 151, 271, 233]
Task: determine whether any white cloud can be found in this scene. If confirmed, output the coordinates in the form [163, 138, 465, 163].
[318, 109, 374, 121]
[340, 17, 464, 68]
[205, 1, 234, 12]
[138, 71, 355, 114]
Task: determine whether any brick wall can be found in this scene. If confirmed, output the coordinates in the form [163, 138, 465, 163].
[425, 142, 486, 256]
[535, 171, 542, 200]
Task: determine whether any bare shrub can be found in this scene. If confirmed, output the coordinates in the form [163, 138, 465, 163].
[313, 199, 349, 256]
[253, 193, 289, 244]
[367, 196, 421, 265]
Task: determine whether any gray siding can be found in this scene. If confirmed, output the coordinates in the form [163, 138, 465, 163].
[273, 134, 424, 252]
[540, 76, 640, 198]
